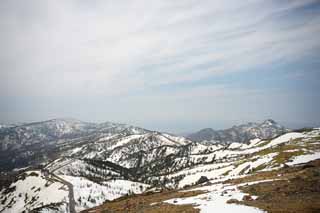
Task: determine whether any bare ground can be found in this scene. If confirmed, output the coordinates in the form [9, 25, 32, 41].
[81, 190, 204, 213]
[227, 159, 320, 213]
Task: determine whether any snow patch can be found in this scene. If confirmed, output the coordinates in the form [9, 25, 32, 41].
[287, 152, 320, 166]
[164, 182, 265, 213]
[268, 132, 304, 147]
[59, 176, 148, 212]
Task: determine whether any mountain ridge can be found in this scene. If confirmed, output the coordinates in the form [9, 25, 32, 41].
[187, 119, 288, 144]
[0, 118, 151, 171]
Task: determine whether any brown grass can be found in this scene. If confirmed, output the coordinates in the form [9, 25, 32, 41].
[229, 159, 320, 213]
[82, 190, 205, 213]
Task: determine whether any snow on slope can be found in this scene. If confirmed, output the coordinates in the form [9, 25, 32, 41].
[164, 182, 265, 213]
[162, 133, 190, 145]
[188, 119, 288, 144]
[105, 134, 144, 151]
[59, 175, 149, 212]
[164, 129, 320, 188]
[267, 132, 304, 147]
[78, 132, 192, 168]
[0, 171, 68, 213]
[50, 129, 320, 190]
[287, 152, 320, 166]
[46, 158, 122, 181]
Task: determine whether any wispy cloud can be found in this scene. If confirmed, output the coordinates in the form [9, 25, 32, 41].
[0, 0, 320, 130]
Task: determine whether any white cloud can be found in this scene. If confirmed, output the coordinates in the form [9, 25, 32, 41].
[0, 0, 319, 129]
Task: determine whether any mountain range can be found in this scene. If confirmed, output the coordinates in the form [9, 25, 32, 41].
[0, 118, 286, 172]
[0, 118, 319, 213]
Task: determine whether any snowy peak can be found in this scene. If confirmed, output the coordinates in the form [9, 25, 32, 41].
[261, 118, 276, 126]
[25, 118, 93, 136]
[187, 119, 288, 144]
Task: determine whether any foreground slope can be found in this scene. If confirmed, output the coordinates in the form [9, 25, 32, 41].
[87, 159, 320, 213]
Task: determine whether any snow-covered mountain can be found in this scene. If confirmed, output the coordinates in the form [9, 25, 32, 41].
[0, 119, 319, 213]
[0, 118, 148, 171]
[187, 119, 288, 144]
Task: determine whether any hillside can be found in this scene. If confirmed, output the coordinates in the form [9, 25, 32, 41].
[85, 159, 320, 213]
[0, 119, 147, 171]
[0, 120, 319, 213]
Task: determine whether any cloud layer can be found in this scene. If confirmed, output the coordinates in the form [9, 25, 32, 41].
[1, 0, 320, 132]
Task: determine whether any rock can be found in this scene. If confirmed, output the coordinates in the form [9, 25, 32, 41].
[227, 199, 239, 204]
[196, 176, 209, 185]
[243, 195, 254, 201]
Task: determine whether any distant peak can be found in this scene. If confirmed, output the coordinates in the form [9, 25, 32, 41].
[201, 128, 214, 131]
[48, 118, 84, 123]
[262, 119, 277, 125]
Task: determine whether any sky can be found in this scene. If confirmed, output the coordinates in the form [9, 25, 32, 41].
[1, 0, 320, 133]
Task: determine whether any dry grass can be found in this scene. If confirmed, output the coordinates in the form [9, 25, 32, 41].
[228, 159, 320, 213]
[82, 190, 205, 213]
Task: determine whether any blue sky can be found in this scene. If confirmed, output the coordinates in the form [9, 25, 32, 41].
[0, 0, 320, 133]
